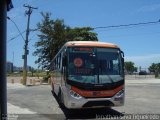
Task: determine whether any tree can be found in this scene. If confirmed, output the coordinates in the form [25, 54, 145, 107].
[33, 12, 98, 69]
[124, 61, 137, 74]
[148, 63, 160, 77]
[33, 12, 66, 69]
[65, 27, 98, 41]
[134, 67, 138, 72]
[148, 63, 160, 73]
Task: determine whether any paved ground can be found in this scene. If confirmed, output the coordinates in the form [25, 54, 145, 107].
[7, 76, 160, 120]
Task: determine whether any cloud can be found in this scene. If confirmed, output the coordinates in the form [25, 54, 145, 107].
[125, 54, 160, 68]
[137, 4, 160, 12]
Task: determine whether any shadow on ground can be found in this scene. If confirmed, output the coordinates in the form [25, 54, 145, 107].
[53, 91, 124, 119]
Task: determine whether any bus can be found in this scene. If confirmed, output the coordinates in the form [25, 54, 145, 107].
[50, 41, 124, 109]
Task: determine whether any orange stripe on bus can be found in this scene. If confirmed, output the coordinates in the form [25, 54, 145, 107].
[66, 42, 118, 48]
[71, 85, 124, 98]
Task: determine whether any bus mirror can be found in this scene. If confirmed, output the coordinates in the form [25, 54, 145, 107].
[122, 57, 124, 65]
[121, 51, 124, 67]
[121, 51, 124, 58]
[121, 51, 125, 76]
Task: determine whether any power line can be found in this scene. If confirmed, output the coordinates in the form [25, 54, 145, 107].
[7, 16, 25, 41]
[29, 32, 37, 42]
[8, 28, 40, 43]
[94, 19, 160, 29]
[103, 31, 160, 39]
[94, 22, 160, 33]
[7, 30, 26, 43]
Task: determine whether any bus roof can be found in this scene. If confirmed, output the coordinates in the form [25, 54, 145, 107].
[65, 41, 119, 48]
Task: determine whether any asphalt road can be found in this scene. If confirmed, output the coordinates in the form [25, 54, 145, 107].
[7, 77, 160, 120]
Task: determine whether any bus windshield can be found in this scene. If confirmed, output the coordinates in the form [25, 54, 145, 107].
[68, 47, 123, 84]
[97, 48, 123, 84]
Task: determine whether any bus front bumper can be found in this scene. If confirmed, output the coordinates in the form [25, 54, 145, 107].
[63, 89, 124, 109]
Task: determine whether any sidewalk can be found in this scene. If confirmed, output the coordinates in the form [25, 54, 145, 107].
[7, 103, 37, 114]
[126, 78, 160, 84]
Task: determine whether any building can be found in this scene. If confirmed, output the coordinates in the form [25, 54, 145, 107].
[13, 66, 23, 72]
[7, 61, 33, 73]
[6, 61, 13, 73]
[27, 65, 32, 72]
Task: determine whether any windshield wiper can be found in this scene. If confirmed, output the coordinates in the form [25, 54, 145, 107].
[106, 74, 114, 83]
[99, 67, 114, 84]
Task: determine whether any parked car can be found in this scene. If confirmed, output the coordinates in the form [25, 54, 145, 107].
[139, 71, 147, 75]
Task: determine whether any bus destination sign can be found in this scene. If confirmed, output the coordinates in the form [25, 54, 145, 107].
[73, 47, 93, 52]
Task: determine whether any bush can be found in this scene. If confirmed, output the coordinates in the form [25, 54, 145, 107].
[42, 74, 51, 83]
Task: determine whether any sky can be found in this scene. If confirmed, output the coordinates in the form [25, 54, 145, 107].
[7, 0, 160, 70]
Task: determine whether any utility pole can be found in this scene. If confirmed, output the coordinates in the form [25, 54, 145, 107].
[22, 4, 37, 85]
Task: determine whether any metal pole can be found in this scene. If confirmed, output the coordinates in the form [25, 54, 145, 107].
[0, 0, 7, 119]
[13, 52, 14, 72]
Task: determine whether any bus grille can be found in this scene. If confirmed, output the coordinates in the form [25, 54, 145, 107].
[82, 100, 114, 108]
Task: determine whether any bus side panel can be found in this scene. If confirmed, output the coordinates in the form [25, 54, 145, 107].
[51, 71, 55, 91]
[53, 70, 61, 96]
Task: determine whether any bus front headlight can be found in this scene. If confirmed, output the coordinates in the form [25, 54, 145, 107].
[69, 90, 82, 99]
[114, 89, 124, 100]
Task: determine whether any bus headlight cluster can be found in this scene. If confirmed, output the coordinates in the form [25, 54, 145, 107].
[114, 89, 124, 99]
[69, 90, 82, 99]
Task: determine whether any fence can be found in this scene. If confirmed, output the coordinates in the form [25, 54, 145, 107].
[125, 74, 155, 80]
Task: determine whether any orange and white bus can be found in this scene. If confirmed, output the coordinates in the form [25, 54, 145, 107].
[50, 41, 124, 109]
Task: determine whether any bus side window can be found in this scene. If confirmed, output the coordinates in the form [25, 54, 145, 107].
[62, 55, 67, 81]
[62, 55, 67, 66]
[61, 56, 65, 74]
